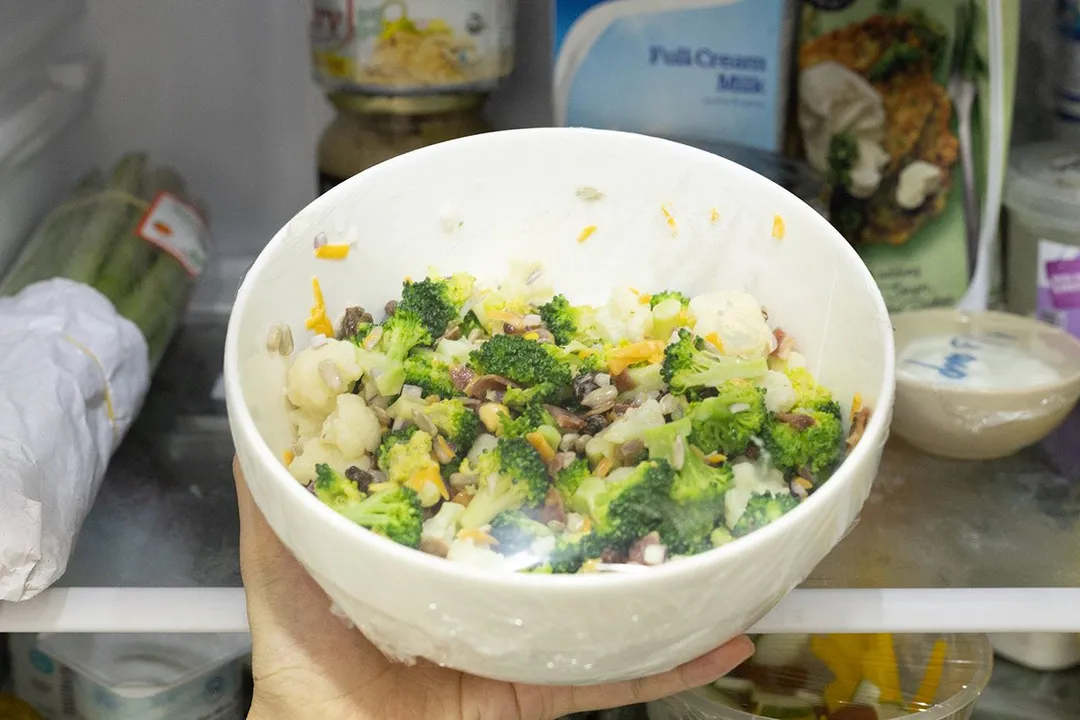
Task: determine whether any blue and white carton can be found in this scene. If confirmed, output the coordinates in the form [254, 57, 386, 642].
[553, 0, 797, 151]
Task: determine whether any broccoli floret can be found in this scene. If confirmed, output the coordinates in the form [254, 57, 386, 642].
[382, 430, 439, 486]
[503, 384, 558, 411]
[458, 310, 485, 338]
[403, 349, 457, 398]
[538, 294, 599, 345]
[458, 437, 551, 529]
[399, 274, 476, 339]
[642, 417, 692, 465]
[761, 409, 845, 477]
[360, 309, 433, 396]
[784, 367, 835, 412]
[661, 329, 769, 396]
[569, 459, 676, 546]
[554, 458, 592, 505]
[499, 404, 556, 440]
[659, 448, 734, 554]
[346, 322, 376, 347]
[649, 290, 690, 309]
[687, 381, 767, 457]
[489, 510, 553, 556]
[340, 485, 423, 548]
[313, 463, 365, 512]
[419, 398, 480, 452]
[469, 334, 573, 392]
[376, 425, 417, 472]
[730, 492, 799, 537]
[546, 531, 601, 574]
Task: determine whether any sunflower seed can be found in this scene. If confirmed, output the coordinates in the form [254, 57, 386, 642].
[318, 360, 342, 392]
[581, 385, 618, 408]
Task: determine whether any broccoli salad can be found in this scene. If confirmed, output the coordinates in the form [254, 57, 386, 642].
[281, 262, 872, 574]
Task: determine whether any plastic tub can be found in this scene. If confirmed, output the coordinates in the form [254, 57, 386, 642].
[224, 127, 896, 685]
[9, 632, 250, 720]
[646, 634, 993, 720]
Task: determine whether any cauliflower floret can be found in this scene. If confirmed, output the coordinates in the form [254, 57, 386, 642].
[320, 394, 382, 458]
[585, 398, 666, 463]
[690, 291, 773, 359]
[768, 349, 808, 373]
[422, 501, 466, 548]
[286, 339, 364, 415]
[474, 261, 553, 327]
[288, 439, 347, 485]
[759, 370, 797, 413]
[446, 537, 516, 571]
[290, 406, 327, 448]
[594, 287, 654, 343]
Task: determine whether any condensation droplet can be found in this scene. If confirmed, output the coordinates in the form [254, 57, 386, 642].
[429, 603, 438, 611]
[514, 618, 523, 626]
[584, 663, 594, 670]
[631, 614, 639, 623]
[546, 661, 555, 669]
[570, 659, 578, 665]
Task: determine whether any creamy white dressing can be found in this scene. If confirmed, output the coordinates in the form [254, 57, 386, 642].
[725, 461, 790, 529]
[898, 333, 1060, 389]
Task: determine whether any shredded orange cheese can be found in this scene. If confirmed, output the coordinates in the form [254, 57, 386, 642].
[576, 225, 598, 243]
[606, 340, 666, 376]
[523, 331, 540, 341]
[851, 392, 864, 422]
[458, 528, 498, 546]
[487, 309, 522, 326]
[594, 457, 614, 478]
[283, 450, 295, 465]
[709, 207, 720, 223]
[314, 243, 351, 260]
[912, 639, 947, 709]
[406, 465, 449, 501]
[638, 293, 652, 305]
[772, 214, 786, 239]
[526, 432, 557, 462]
[704, 452, 727, 465]
[704, 332, 725, 354]
[794, 476, 813, 491]
[661, 203, 677, 235]
[305, 277, 335, 337]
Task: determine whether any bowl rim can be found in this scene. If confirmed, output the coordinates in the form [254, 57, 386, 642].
[224, 127, 897, 590]
[654, 633, 995, 720]
[892, 308, 1080, 398]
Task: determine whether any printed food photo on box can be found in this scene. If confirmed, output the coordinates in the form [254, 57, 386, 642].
[789, 0, 1019, 312]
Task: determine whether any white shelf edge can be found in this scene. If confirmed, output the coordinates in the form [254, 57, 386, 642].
[3, 587, 1080, 634]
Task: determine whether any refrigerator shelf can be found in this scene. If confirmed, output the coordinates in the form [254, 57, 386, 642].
[2, 315, 1079, 634]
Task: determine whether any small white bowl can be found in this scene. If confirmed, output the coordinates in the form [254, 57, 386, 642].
[224, 128, 895, 685]
[891, 309, 1080, 460]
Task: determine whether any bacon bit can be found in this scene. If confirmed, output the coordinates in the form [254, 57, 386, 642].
[406, 465, 449, 501]
[709, 207, 720, 223]
[283, 450, 295, 465]
[772, 328, 795, 360]
[305, 277, 335, 337]
[545, 404, 587, 432]
[599, 547, 627, 564]
[611, 371, 635, 394]
[450, 365, 476, 392]
[420, 537, 450, 558]
[595, 457, 614, 478]
[450, 491, 473, 507]
[661, 203, 677, 236]
[523, 331, 540, 341]
[538, 487, 567, 525]
[847, 407, 872, 452]
[704, 332, 725, 354]
[526, 431, 557, 462]
[772, 214, 786, 239]
[628, 532, 663, 565]
[458, 528, 498, 547]
[704, 452, 727, 465]
[465, 374, 517, 399]
[607, 340, 666, 376]
[576, 225, 598, 243]
[314, 243, 351, 260]
[777, 413, 817, 431]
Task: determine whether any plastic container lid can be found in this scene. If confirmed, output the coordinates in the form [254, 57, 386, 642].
[1004, 142, 1080, 231]
[646, 633, 993, 720]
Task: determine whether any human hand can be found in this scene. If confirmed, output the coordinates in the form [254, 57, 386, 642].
[235, 458, 755, 720]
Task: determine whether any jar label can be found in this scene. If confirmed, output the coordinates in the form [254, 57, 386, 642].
[311, 0, 517, 94]
[1037, 238, 1080, 338]
[136, 192, 209, 278]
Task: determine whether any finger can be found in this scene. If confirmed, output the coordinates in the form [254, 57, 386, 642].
[233, 457, 304, 588]
[556, 636, 755, 716]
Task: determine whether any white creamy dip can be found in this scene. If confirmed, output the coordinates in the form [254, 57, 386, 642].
[898, 333, 1060, 389]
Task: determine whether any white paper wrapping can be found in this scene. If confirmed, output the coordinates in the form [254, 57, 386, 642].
[0, 278, 149, 601]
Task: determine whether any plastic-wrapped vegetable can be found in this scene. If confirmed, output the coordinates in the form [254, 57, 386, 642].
[0, 154, 209, 601]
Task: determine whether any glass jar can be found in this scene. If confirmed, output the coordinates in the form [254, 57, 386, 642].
[317, 92, 491, 194]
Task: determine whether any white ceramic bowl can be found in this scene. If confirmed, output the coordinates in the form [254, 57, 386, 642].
[224, 128, 896, 685]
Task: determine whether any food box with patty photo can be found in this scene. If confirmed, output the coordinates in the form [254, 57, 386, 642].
[788, 0, 1019, 312]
